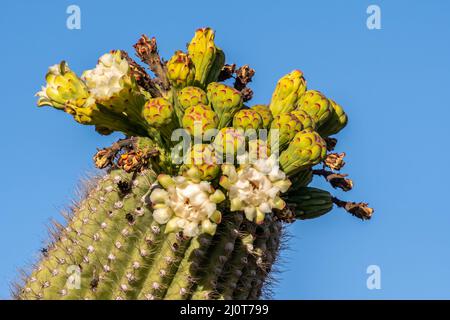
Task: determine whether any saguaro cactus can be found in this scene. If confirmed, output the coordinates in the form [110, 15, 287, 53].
[15, 27, 373, 300]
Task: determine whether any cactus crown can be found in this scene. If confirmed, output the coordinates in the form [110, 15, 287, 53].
[17, 27, 373, 300]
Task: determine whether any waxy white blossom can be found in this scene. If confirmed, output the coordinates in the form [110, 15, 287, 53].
[221, 155, 291, 224]
[150, 176, 224, 237]
[82, 52, 129, 100]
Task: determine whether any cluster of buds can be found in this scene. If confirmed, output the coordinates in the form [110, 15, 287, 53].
[37, 27, 374, 239]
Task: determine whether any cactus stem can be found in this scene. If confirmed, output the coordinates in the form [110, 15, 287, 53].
[232, 218, 278, 300]
[217, 222, 256, 300]
[136, 232, 189, 299]
[246, 221, 272, 300]
[20, 175, 120, 299]
[191, 213, 244, 300]
[163, 234, 212, 299]
[121, 222, 164, 300]
[58, 170, 155, 299]
[248, 220, 282, 299]
[120, 222, 165, 300]
[93, 204, 154, 299]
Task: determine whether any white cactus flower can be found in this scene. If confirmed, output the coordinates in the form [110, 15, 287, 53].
[82, 52, 129, 100]
[150, 176, 224, 237]
[223, 155, 291, 224]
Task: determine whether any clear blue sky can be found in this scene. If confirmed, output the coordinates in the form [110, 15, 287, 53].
[1, 0, 450, 299]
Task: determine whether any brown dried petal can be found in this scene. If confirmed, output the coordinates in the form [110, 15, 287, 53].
[93, 149, 114, 169]
[324, 152, 346, 171]
[327, 173, 353, 191]
[218, 64, 236, 81]
[345, 202, 374, 220]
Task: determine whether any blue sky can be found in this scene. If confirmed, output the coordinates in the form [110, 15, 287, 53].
[1, 0, 450, 299]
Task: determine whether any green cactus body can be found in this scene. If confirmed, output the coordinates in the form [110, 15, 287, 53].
[17, 169, 282, 300]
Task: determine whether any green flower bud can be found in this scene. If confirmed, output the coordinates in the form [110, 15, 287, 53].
[182, 104, 218, 138]
[142, 98, 177, 143]
[213, 127, 246, 162]
[252, 104, 273, 129]
[167, 51, 195, 88]
[207, 82, 243, 129]
[269, 70, 307, 117]
[317, 99, 348, 137]
[177, 86, 208, 112]
[296, 90, 332, 127]
[142, 98, 174, 127]
[290, 109, 316, 130]
[232, 109, 263, 131]
[280, 129, 327, 176]
[182, 144, 220, 181]
[188, 28, 225, 87]
[269, 112, 303, 152]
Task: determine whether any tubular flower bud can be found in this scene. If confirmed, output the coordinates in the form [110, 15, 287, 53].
[213, 127, 246, 163]
[296, 90, 332, 128]
[269, 70, 307, 117]
[290, 109, 316, 130]
[288, 187, 333, 220]
[142, 98, 174, 128]
[251, 104, 273, 129]
[269, 112, 303, 152]
[232, 109, 263, 131]
[182, 104, 218, 138]
[142, 97, 177, 142]
[187, 28, 225, 87]
[177, 86, 208, 111]
[207, 82, 243, 129]
[182, 144, 220, 181]
[318, 99, 348, 137]
[280, 129, 327, 176]
[166, 51, 195, 88]
[175, 86, 208, 124]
